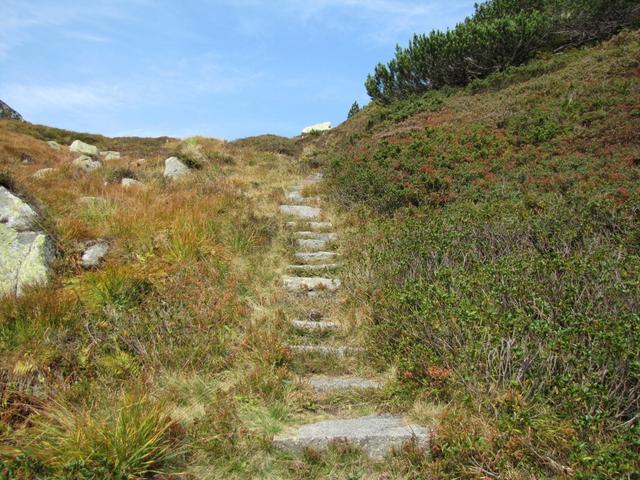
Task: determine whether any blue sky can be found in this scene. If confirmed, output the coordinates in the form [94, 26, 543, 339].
[0, 0, 475, 140]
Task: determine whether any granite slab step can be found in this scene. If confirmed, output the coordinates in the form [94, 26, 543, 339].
[291, 320, 339, 332]
[285, 221, 334, 231]
[280, 205, 321, 219]
[287, 264, 340, 273]
[295, 232, 338, 241]
[294, 252, 337, 263]
[306, 376, 382, 392]
[287, 345, 359, 356]
[273, 415, 431, 459]
[297, 239, 329, 250]
[282, 276, 341, 292]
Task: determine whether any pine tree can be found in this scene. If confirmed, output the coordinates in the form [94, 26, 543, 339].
[347, 101, 360, 119]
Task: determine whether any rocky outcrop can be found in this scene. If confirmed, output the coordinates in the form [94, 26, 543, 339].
[70, 140, 99, 157]
[0, 186, 53, 297]
[164, 157, 189, 180]
[0, 100, 24, 121]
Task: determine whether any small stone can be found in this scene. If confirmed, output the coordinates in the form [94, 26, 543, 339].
[33, 168, 56, 178]
[280, 205, 321, 219]
[100, 151, 121, 161]
[164, 157, 190, 179]
[70, 140, 99, 157]
[73, 155, 102, 172]
[46, 141, 61, 151]
[81, 241, 109, 268]
[121, 178, 145, 189]
[273, 415, 430, 459]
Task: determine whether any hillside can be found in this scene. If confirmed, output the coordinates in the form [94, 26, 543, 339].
[0, 29, 638, 480]
[313, 30, 640, 478]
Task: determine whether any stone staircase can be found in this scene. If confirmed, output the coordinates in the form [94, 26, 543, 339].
[274, 173, 431, 459]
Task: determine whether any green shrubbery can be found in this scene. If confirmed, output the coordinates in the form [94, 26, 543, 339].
[330, 31, 640, 477]
[366, 0, 640, 102]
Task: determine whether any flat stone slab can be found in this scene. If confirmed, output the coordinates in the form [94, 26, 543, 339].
[307, 376, 382, 392]
[294, 252, 337, 263]
[291, 320, 339, 332]
[286, 222, 333, 231]
[282, 276, 340, 292]
[287, 263, 339, 273]
[280, 205, 321, 219]
[287, 345, 357, 356]
[273, 415, 430, 459]
[0, 186, 37, 231]
[297, 239, 329, 250]
[295, 232, 338, 241]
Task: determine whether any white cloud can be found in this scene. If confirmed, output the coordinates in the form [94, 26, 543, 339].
[1, 84, 127, 113]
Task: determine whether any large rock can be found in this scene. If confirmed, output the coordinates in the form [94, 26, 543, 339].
[73, 155, 102, 172]
[302, 122, 332, 135]
[273, 415, 430, 459]
[70, 140, 99, 157]
[0, 186, 37, 231]
[0, 100, 24, 121]
[46, 141, 61, 151]
[0, 187, 52, 297]
[164, 157, 189, 180]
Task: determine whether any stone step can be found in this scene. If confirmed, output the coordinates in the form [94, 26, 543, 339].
[295, 232, 338, 241]
[290, 320, 339, 332]
[287, 264, 340, 273]
[297, 239, 330, 251]
[293, 252, 338, 264]
[282, 276, 341, 293]
[280, 205, 321, 219]
[287, 345, 359, 356]
[285, 191, 321, 205]
[306, 375, 382, 392]
[286, 221, 333, 231]
[273, 415, 431, 459]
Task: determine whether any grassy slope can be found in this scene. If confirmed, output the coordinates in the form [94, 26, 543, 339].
[318, 31, 640, 478]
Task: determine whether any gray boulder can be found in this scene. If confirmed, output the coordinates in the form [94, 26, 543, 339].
[0, 186, 37, 231]
[70, 140, 99, 157]
[0, 100, 24, 121]
[164, 157, 189, 180]
[0, 187, 53, 297]
[73, 155, 102, 172]
[46, 141, 61, 151]
[81, 241, 109, 268]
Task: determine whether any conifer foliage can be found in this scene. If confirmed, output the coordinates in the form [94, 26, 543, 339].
[365, 0, 640, 102]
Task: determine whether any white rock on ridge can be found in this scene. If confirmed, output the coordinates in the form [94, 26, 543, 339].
[46, 141, 61, 151]
[81, 241, 109, 268]
[164, 157, 190, 179]
[121, 178, 145, 189]
[73, 155, 102, 172]
[70, 140, 99, 157]
[302, 122, 332, 135]
[273, 415, 430, 459]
